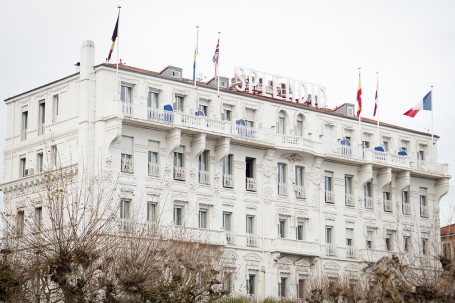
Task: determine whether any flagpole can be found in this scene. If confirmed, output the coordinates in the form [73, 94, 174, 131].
[357, 67, 362, 147]
[376, 72, 380, 145]
[193, 26, 199, 89]
[431, 85, 434, 160]
[217, 32, 221, 98]
[115, 5, 121, 101]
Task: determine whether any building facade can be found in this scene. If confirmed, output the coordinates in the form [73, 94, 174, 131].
[1, 41, 450, 299]
[441, 223, 455, 262]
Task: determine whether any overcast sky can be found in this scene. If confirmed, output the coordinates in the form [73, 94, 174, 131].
[1, 0, 454, 224]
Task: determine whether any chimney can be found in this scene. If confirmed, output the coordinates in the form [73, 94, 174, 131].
[80, 40, 95, 80]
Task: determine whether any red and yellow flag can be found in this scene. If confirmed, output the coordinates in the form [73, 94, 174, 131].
[356, 70, 362, 116]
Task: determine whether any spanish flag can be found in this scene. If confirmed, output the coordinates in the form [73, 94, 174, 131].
[356, 70, 362, 117]
[107, 14, 119, 62]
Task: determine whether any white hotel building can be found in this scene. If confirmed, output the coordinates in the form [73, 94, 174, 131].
[1, 41, 450, 299]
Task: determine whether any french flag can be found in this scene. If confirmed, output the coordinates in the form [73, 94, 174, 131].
[403, 91, 432, 118]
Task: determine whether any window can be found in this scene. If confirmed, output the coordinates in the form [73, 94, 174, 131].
[174, 95, 184, 112]
[278, 277, 287, 297]
[366, 230, 373, 249]
[21, 108, 28, 140]
[19, 156, 26, 178]
[295, 115, 303, 136]
[324, 171, 333, 203]
[173, 205, 183, 225]
[277, 111, 286, 135]
[148, 141, 159, 177]
[198, 99, 209, 116]
[121, 85, 132, 115]
[402, 189, 410, 214]
[364, 181, 373, 208]
[223, 212, 232, 231]
[277, 163, 287, 195]
[198, 150, 210, 184]
[443, 243, 452, 260]
[400, 140, 408, 152]
[362, 140, 370, 149]
[223, 211, 232, 243]
[296, 220, 305, 240]
[418, 144, 426, 160]
[119, 200, 131, 219]
[35, 207, 43, 231]
[420, 187, 428, 217]
[245, 157, 256, 191]
[385, 231, 393, 251]
[222, 154, 233, 188]
[346, 228, 353, 246]
[246, 215, 254, 234]
[382, 136, 390, 152]
[51, 144, 58, 167]
[223, 274, 233, 294]
[147, 90, 159, 120]
[245, 108, 255, 128]
[247, 274, 256, 296]
[52, 94, 59, 122]
[38, 100, 45, 135]
[121, 136, 133, 173]
[325, 226, 333, 244]
[422, 236, 428, 255]
[222, 104, 232, 121]
[295, 166, 305, 198]
[198, 208, 208, 229]
[383, 191, 391, 212]
[121, 85, 132, 103]
[345, 175, 353, 206]
[278, 219, 286, 238]
[147, 202, 156, 223]
[36, 152, 43, 173]
[17, 210, 25, 236]
[298, 278, 306, 299]
[173, 146, 185, 180]
[404, 236, 411, 253]
[147, 90, 159, 109]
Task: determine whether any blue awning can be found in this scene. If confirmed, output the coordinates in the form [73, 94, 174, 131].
[374, 146, 385, 152]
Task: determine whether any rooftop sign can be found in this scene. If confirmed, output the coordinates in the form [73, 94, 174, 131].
[233, 67, 326, 107]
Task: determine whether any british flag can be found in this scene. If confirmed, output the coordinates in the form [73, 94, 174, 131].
[212, 38, 220, 78]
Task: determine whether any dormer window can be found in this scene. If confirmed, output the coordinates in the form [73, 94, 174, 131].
[171, 70, 181, 78]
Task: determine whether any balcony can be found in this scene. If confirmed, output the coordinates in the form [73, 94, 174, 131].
[364, 196, 374, 209]
[121, 102, 133, 116]
[384, 200, 393, 212]
[246, 178, 256, 191]
[402, 202, 411, 215]
[235, 125, 257, 139]
[246, 233, 258, 247]
[121, 159, 134, 174]
[115, 101, 448, 177]
[420, 205, 429, 217]
[223, 174, 233, 188]
[278, 182, 288, 196]
[225, 231, 235, 245]
[173, 167, 185, 181]
[345, 194, 355, 207]
[295, 185, 306, 199]
[326, 243, 337, 256]
[148, 163, 160, 177]
[325, 190, 334, 203]
[271, 238, 320, 255]
[346, 246, 356, 258]
[198, 170, 210, 184]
